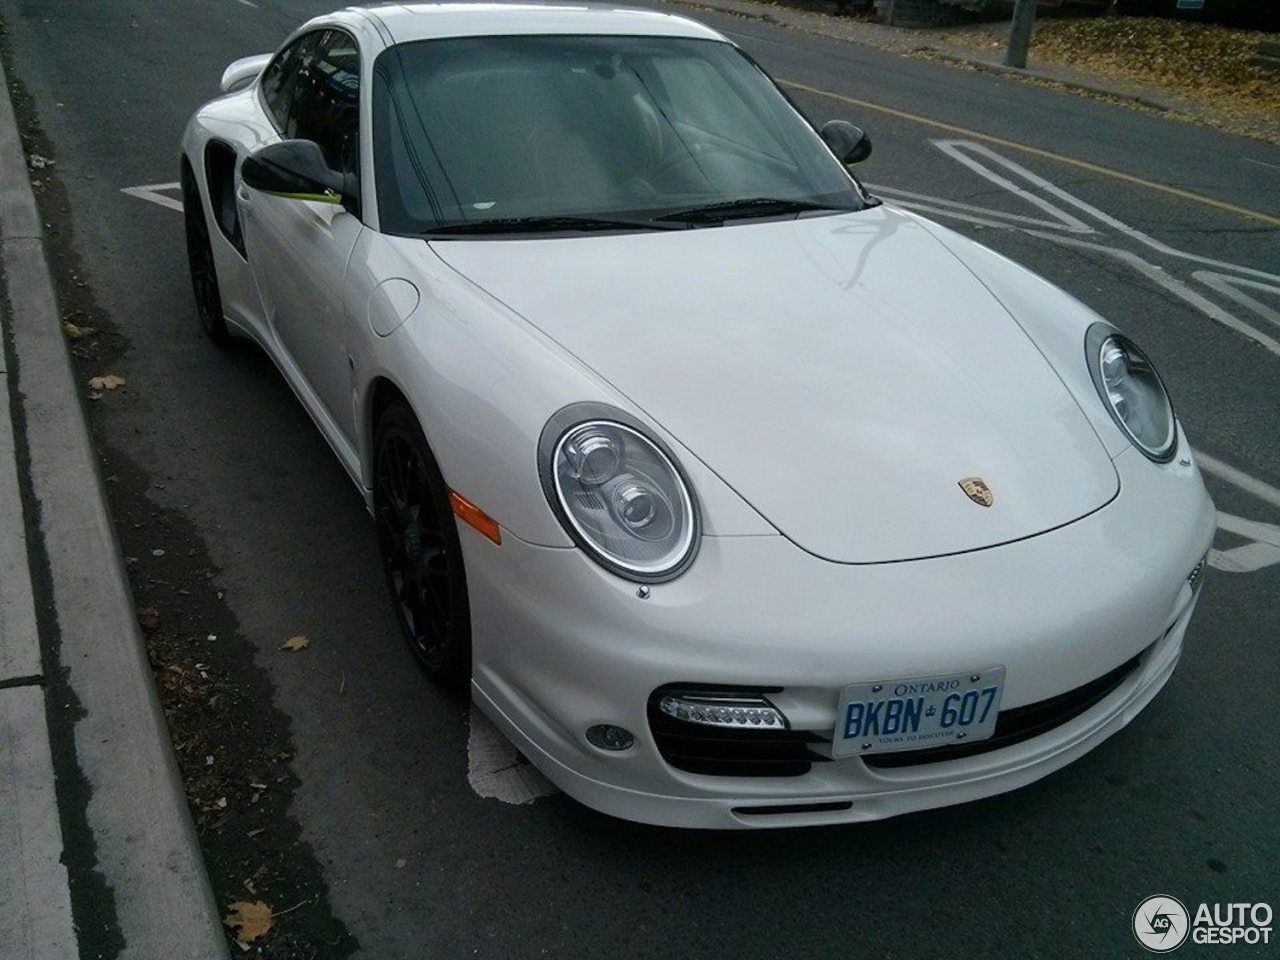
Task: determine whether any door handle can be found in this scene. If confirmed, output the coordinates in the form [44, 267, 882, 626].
[236, 183, 251, 206]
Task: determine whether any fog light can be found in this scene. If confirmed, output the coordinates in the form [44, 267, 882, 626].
[658, 693, 788, 730]
[586, 724, 635, 751]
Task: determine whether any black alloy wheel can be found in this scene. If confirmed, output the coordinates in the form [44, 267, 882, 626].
[373, 402, 472, 684]
[181, 164, 230, 344]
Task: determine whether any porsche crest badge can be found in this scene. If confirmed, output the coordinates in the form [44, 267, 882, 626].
[958, 477, 993, 508]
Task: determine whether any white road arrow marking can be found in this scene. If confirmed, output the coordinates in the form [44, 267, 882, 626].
[120, 182, 183, 212]
[1196, 452, 1280, 574]
[466, 706, 557, 804]
[1210, 513, 1280, 573]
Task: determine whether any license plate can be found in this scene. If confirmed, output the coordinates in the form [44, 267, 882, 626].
[833, 666, 1005, 757]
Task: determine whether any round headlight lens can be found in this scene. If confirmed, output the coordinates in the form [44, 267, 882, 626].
[551, 420, 697, 580]
[1089, 330, 1176, 462]
[563, 429, 623, 485]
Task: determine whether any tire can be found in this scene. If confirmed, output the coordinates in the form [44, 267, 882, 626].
[373, 402, 472, 685]
[181, 162, 231, 344]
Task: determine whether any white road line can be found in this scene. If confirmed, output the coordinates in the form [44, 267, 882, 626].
[905, 200, 1280, 358]
[1243, 157, 1280, 172]
[887, 199, 1026, 232]
[119, 182, 183, 213]
[1021, 230, 1280, 359]
[466, 706, 557, 804]
[1210, 507, 1280, 574]
[1195, 450, 1280, 511]
[1216, 511, 1280, 546]
[1210, 540, 1280, 574]
[869, 184, 1094, 233]
[235, 0, 258, 7]
[931, 141, 1095, 234]
[933, 140, 1280, 285]
[876, 141, 1280, 358]
[1195, 452, 1280, 574]
[1193, 272, 1280, 330]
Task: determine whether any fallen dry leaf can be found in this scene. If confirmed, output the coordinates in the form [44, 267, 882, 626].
[63, 321, 95, 339]
[137, 607, 160, 632]
[931, 14, 1280, 142]
[281, 635, 310, 652]
[223, 900, 273, 944]
[88, 374, 126, 391]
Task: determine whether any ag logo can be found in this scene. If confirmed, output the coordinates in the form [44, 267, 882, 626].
[1133, 895, 1190, 952]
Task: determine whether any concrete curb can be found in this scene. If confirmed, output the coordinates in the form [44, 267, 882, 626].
[915, 48, 1173, 114]
[0, 47, 229, 960]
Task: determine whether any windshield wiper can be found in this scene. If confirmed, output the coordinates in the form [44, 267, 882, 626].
[654, 197, 853, 224]
[427, 215, 682, 236]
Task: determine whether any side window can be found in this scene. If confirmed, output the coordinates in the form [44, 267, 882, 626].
[285, 29, 361, 177]
[259, 33, 318, 130]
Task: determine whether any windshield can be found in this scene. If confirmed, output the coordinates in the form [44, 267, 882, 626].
[372, 34, 867, 234]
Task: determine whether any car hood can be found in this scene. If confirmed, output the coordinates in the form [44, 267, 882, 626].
[430, 206, 1118, 563]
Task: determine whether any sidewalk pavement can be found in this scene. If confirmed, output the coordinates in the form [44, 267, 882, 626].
[0, 48, 228, 960]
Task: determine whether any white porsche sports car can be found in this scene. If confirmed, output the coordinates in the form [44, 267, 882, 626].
[181, 3, 1216, 828]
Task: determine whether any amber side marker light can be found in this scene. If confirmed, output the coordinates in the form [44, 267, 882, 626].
[449, 491, 502, 545]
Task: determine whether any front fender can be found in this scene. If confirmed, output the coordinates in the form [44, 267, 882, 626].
[351, 232, 777, 548]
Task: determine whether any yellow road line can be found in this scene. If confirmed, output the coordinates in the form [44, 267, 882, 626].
[779, 78, 1280, 228]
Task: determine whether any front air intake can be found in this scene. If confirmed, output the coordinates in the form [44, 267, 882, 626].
[648, 685, 826, 777]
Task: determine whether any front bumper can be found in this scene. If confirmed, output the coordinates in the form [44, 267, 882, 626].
[465, 448, 1216, 828]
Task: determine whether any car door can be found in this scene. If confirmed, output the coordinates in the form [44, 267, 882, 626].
[241, 28, 364, 443]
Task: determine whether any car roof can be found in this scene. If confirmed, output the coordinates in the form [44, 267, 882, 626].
[354, 2, 728, 44]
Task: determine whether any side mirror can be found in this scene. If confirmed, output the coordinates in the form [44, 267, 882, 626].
[819, 120, 872, 165]
[220, 53, 272, 94]
[241, 140, 357, 213]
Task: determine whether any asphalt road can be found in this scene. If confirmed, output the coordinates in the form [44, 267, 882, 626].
[2, 1, 1278, 957]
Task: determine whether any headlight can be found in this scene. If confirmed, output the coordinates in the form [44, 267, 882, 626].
[1085, 323, 1177, 462]
[539, 404, 699, 581]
